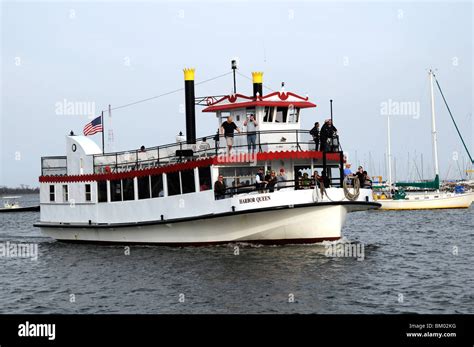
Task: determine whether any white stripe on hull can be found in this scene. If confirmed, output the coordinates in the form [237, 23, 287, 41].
[39, 204, 348, 244]
[378, 193, 472, 210]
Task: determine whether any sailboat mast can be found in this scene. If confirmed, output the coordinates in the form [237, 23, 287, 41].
[387, 114, 393, 188]
[429, 69, 440, 181]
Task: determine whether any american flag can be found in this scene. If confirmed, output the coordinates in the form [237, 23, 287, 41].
[83, 116, 103, 136]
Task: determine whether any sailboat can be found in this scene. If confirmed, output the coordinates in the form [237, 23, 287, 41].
[376, 70, 473, 210]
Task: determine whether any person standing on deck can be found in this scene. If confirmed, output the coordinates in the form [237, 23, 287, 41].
[320, 119, 338, 152]
[220, 116, 241, 154]
[309, 122, 320, 151]
[276, 168, 287, 189]
[243, 114, 258, 154]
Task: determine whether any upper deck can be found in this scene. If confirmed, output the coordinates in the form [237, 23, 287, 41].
[40, 128, 343, 178]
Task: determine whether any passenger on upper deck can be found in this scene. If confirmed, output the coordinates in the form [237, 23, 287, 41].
[320, 119, 338, 152]
[243, 114, 258, 154]
[309, 122, 320, 151]
[220, 116, 241, 154]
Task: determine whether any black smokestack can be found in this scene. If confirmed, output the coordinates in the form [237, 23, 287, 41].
[252, 71, 263, 97]
[183, 68, 196, 144]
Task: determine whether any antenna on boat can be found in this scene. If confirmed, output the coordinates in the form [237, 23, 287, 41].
[330, 99, 333, 123]
[231, 60, 238, 94]
[387, 113, 393, 189]
[429, 69, 440, 188]
[101, 110, 105, 154]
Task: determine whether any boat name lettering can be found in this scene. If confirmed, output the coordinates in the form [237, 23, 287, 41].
[239, 195, 271, 204]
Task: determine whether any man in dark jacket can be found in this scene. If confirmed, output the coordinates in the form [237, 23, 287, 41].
[309, 122, 320, 151]
[320, 119, 338, 152]
[214, 175, 226, 200]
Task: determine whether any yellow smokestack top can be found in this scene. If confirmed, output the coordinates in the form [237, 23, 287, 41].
[183, 68, 195, 81]
[252, 71, 264, 84]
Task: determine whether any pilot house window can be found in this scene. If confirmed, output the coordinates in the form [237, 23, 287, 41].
[275, 107, 288, 123]
[263, 107, 274, 122]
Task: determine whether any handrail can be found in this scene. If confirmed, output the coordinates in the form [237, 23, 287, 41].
[91, 129, 342, 173]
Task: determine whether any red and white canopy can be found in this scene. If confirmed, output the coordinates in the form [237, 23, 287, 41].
[202, 91, 316, 112]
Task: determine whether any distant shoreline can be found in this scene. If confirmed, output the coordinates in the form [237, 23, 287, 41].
[0, 187, 39, 195]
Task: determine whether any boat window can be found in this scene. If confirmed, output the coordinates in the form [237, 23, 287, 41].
[287, 107, 300, 123]
[111, 180, 122, 202]
[263, 107, 274, 122]
[198, 167, 212, 191]
[85, 184, 91, 202]
[181, 169, 196, 194]
[219, 166, 257, 189]
[138, 176, 151, 199]
[122, 178, 135, 201]
[98, 181, 107, 203]
[62, 185, 68, 202]
[167, 172, 181, 196]
[275, 107, 288, 123]
[151, 174, 164, 198]
[49, 185, 55, 202]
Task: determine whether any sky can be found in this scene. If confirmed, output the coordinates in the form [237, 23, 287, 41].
[1, 0, 473, 187]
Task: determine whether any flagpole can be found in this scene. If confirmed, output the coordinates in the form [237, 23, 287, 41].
[101, 110, 105, 154]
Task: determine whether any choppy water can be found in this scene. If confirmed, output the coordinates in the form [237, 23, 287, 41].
[0, 194, 472, 314]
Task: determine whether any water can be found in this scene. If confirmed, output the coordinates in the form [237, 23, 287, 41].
[0, 194, 472, 314]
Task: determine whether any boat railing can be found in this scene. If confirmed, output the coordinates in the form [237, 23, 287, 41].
[92, 129, 341, 174]
[41, 156, 67, 176]
[216, 177, 344, 199]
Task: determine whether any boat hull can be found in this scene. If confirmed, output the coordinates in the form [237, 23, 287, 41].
[377, 193, 472, 210]
[36, 202, 378, 245]
[0, 206, 40, 213]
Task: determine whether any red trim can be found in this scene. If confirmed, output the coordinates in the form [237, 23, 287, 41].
[202, 91, 316, 112]
[203, 101, 316, 112]
[39, 150, 342, 183]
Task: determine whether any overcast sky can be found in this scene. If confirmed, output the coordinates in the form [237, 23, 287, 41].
[1, 0, 472, 187]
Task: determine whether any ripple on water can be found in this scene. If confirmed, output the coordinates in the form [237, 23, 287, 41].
[0, 197, 473, 313]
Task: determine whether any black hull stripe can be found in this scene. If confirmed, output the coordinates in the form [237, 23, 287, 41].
[55, 236, 341, 247]
[34, 201, 381, 229]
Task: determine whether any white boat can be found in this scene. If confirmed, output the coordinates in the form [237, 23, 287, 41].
[376, 191, 472, 210]
[34, 66, 380, 245]
[0, 196, 40, 213]
[377, 70, 472, 211]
